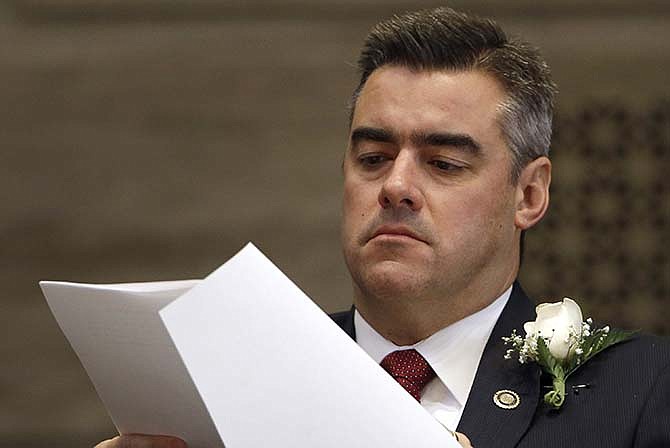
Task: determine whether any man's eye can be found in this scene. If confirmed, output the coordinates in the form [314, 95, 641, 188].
[429, 159, 464, 172]
[359, 154, 389, 166]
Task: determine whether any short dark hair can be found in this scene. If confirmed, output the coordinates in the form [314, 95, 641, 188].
[350, 7, 557, 181]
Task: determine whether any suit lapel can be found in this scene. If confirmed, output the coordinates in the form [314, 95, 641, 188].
[330, 306, 356, 340]
[457, 283, 542, 448]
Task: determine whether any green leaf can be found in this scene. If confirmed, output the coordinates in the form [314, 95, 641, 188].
[536, 337, 564, 378]
[565, 328, 636, 377]
[564, 349, 581, 374]
[584, 329, 636, 362]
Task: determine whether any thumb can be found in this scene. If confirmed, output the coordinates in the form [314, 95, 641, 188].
[454, 431, 473, 448]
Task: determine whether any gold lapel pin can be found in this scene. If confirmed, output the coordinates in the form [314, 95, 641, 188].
[493, 389, 520, 409]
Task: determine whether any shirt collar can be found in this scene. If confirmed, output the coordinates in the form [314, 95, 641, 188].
[354, 286, 511, 407]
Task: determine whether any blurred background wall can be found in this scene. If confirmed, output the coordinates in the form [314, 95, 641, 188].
[1, 1, 668, 446]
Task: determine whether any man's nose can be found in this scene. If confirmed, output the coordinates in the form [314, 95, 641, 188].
[378, 154, 424, 211]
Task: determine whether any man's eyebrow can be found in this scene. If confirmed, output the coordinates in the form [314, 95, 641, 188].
[350, 126, 396, 145]
[412, 131, 482, 154]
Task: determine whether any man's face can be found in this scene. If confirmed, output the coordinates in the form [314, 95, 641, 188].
[341, 66, 522, 306]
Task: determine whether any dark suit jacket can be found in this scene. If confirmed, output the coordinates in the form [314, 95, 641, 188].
[330, 283, 670, 447]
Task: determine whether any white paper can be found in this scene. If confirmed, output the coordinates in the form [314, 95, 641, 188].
[40, 279, 225, 448]
[41, 243, 459, 448]
[161, 243, 458, 448]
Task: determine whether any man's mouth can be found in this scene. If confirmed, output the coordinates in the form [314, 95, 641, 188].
[370, 225, 427, 244]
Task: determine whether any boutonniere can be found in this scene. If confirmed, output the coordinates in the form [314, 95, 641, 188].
[502, 297, 635, 410]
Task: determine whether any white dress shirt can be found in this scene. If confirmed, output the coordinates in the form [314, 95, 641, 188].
[354, 286, 511, 431]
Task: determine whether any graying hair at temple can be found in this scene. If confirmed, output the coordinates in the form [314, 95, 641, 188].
[349, 7, 558, 182]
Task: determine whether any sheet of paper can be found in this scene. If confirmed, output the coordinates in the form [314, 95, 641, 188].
[161, 243, 459, 448]
[40, 279, 225, 448]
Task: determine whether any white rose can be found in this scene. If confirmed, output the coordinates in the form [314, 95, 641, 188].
[523, 297, 583, 360]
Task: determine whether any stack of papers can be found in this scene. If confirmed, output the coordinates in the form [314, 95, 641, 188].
[40, 243, 458, 448]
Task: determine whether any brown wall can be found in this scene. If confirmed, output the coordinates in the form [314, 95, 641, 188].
[1, 1, 669, 446]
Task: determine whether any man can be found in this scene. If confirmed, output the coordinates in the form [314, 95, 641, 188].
[97, 7, 670, 448]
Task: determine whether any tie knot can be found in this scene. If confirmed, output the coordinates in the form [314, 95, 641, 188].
[380, 349, 436, 401]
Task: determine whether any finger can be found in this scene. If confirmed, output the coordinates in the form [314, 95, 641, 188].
[454, 431, 473, 448]
[94, 437, 117, 448]
[94, 434, 187, 448]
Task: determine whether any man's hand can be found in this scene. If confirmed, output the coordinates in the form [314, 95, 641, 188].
[94, 434, 187, 448]
[455, 431, 473, 448]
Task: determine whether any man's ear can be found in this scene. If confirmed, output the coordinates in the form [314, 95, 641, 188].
[514, 156, 551, 230]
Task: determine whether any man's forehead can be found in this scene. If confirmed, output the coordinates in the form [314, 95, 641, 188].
[352, 66, 508, 142]
[359, 65, 506, 105]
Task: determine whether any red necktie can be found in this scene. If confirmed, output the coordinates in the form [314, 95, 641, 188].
[380, 349, 436, 401]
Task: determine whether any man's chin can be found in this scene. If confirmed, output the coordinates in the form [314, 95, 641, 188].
[357, 262, 427, 298]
